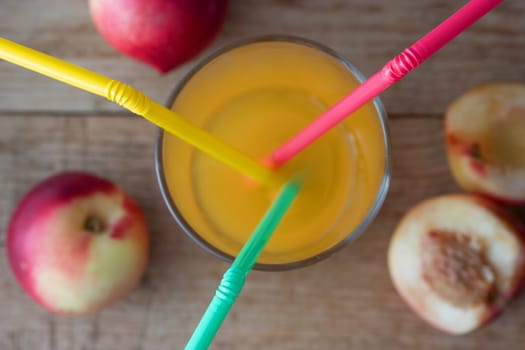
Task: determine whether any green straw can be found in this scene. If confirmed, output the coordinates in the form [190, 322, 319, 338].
[185, 180, 301, 350]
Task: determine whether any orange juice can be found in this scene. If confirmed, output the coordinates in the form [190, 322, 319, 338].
[157, 38, 389, 268]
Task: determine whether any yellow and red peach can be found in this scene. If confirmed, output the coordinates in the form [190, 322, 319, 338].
[7, 172, 149, 315]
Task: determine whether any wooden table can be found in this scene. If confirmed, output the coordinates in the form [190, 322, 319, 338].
[1, 1, 524, 349]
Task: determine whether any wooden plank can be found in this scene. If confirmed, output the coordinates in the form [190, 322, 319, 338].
[1, 0, 524, 115]
[1, 114, 524, 349]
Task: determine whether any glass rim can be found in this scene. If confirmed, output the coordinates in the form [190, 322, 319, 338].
[154, 34, 391, 271]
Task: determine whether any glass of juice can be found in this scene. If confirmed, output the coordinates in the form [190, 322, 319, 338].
[155, 36, 390, 270]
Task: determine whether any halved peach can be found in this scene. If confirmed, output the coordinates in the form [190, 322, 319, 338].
[388, 194, 525, 334]
[445, 83, 525, 203]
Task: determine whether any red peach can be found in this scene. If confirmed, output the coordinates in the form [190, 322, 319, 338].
[88, 0, 229, 73]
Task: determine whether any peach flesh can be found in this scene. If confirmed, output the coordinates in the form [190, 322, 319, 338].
[388, 194, 525, 334]
[445, 83, 525, 203]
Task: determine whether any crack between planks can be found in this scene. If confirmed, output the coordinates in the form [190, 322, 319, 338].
[0, 110, 135, 118]
[387, 113, 442, 120]
[0, 110, 443, 119]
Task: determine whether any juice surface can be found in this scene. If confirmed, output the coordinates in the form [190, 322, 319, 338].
[162, 40, 387, 265]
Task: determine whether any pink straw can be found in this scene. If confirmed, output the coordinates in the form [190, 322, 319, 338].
[270, 0, 503, 167]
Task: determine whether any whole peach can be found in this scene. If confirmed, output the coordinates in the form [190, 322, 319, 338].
[7, 172, 149, 315]
[89, 0, 229, 73]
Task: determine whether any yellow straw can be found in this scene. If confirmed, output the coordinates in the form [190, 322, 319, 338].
[0, 37, 281, 188]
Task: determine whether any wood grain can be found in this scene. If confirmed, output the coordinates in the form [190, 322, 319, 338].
[1, 115, 525, 350]
[1, 0, 524, 115]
